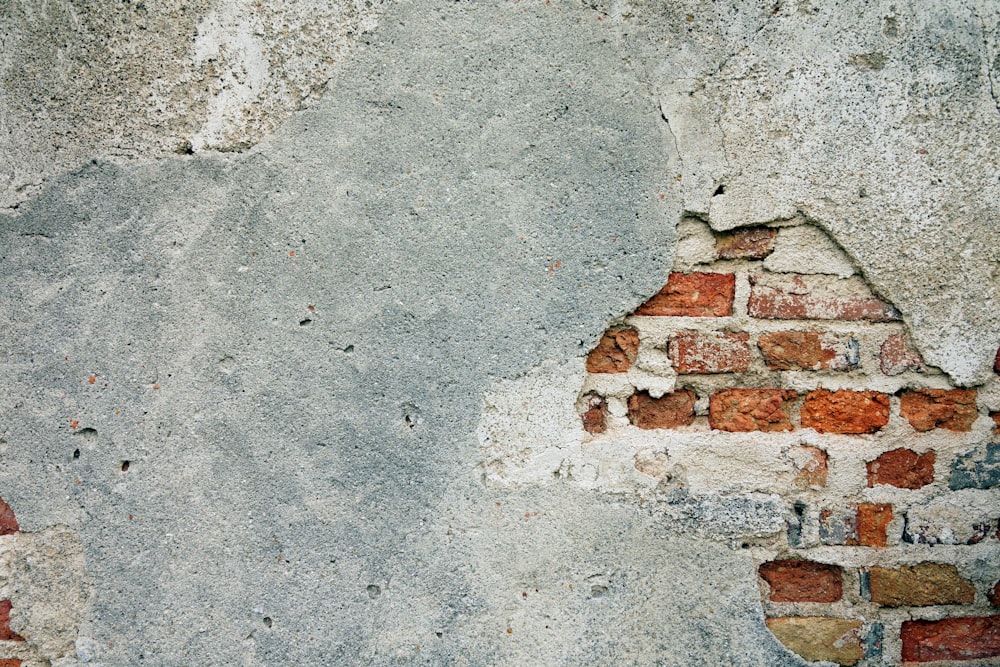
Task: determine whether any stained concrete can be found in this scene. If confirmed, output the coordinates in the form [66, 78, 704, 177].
[1, 0, 997, 665]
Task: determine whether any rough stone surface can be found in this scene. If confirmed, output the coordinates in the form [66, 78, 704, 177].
[766, 617, 863, 666]
[869, 563, 975, 607]
[801, 390, 891, 434]
[950, 442, 1000, 490]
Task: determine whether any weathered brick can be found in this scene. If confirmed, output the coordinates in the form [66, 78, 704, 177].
[820, 507, 856, 546]
[585, 328, 639, 373]
[766, 617, 863, 666]
[668, 331, 750, 374]
[869, 563, 975, 607]
[0, 601, 22, 642]
[759, 560, 843, 602]
[950, 442, 1000, 490]
[758, 331, 859, 371]
[627, 390, 696, 430]
[904, 501, 995, 545]
[866, 448, 935, 489]
[879, 333, 923, 375]
[856, 503, 893, 547]
[992, 412, 1000, 436]
[801, 390, 890, 435]
[901, 389, 978, 432]
[901, 616, 1000, 663]
[709, 388, 797, 432]
[748, 272, 900, 321]
[0, 659, 22, 667]
[633, 272, 735, 317]
[715, 226, 777, 260]
[0, 499, 17, 536]
[581, 394, 607, 434]
[995, 347, 1000, 374]
[991, 581, 1000, 607]
[790, 445, 828, 489]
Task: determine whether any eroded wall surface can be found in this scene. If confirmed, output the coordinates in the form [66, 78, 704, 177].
[0, 1, 998, 665]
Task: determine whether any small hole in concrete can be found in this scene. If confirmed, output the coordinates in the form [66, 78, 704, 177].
[299, 318, 312, 327]
[367, 584, 381, 599]
[263, 617, 272, 628]
[73, 449, 80, 459]
[121, 460, 130, 472]
[713, 184, 726, 196]
[591, 585, 608, 597]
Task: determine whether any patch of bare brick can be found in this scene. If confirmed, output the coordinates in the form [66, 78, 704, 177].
[627, 390, 696, 429]
[668, 331, 750, 374]
[581, 394, 607, 434]
[866, 448, 935, 489]
[853, 503, 892, 547]
[709, 388, 797, 432]
[758, 330, 858, 371]
[879, 333, 923, 375]
[634, 272, 735, 317]
[585, 328, 639, 373]
[766, 617, 863, 666]
[715, 227, 777, 260]
[759, 560, 843, 603]
[900, 388, 978, 432]
[869, 563, 975, 607]
[0, 499, 17, 536]
[801, 390, 890, 434]
[901, 616, 1000, 662]
[748, 272, 900, 321]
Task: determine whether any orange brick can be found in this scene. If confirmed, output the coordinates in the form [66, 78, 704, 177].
[801, 390, 890, 434]
[634, 272, 735, 317]
[715, 227, 777, 260]
[866, 448, 935, 489]
[759, 560, 842, 602]
[0, 499, 16, 536]
[854, 503, 892, 547]
[585, 328, 639, 373]
[627, 390, 696, 430]
[709, 388, 797, 432]
[758, 330, 858, 371]
[668, 331, 750, 374]
[902, 616, 1000, 662]
[580, 394, 607, 434]
[900, 389, 978, 432]
[879, 333, 923, 375]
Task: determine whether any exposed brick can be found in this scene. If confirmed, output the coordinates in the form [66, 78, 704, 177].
[633, 272, 735, 317]
[758, 331, 859, 371]
[855, 503, 892, 547]
[791, 445, 828, 489]
[766, 617, 863, 666]
[0, 601, 22, 642]
[748, 272, 900, 321]
[866, 448, 935, 489]
[0, 660, 22, 667]
[992, 412, 1000, 436]
[581, 394, 607, 435]
[715, 226, 777, 260]
[759, 560, 843, 602]
[995, 347, 1000, 374]
[668, 331, 750, 374]
[879, 333, 924, 375]
[627, 390, 696, 430]
[990, 581, 1000, 607]
[901, 389, 978, 432]
[585, 328, 639, 373]
[801, 390, 890, 435]
[901, 616, 1000, 663]
[708, 388, 797, 432]
[0, 499, 17, 536]
[950, 442, 1000, 490]
[869, 563, 975, 606]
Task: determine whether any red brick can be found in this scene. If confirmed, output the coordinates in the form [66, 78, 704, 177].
[759, 560, 843, 602]
[0, 499, 17, 536]
[0, 601, 22, 642]
[801, 390, 890, 434]
[992, 412, 1000, 436]
[866, 448, 935, 489]
[747, 272, 900, 321]
[869, 563, 975, 607]
[758, 331, 858, 371]
[581, 394, 607, 434]
[766, 617, 863, 666]
[633, 272, 735, 317]
[995, 347, 1000, 374]
[627, 390, 696, 430]
[668, 331, 750, 374]
[879, 333, 923, 375]
[901, 616, 1000, 662]
[585, 328, 639, 373]
[709, 388, 797, 432]
[854, 503, 892, 547]
[901, 389, 978, 432]
[715, 227, 777, 260]
[0, 660, 22, 667]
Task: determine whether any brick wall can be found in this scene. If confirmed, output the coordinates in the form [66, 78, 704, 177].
[579, 219, 1000, 666]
